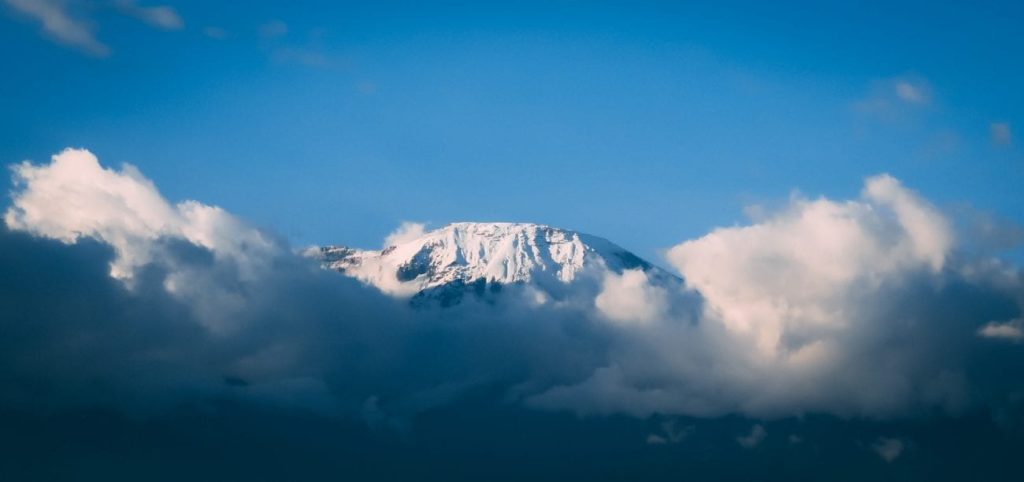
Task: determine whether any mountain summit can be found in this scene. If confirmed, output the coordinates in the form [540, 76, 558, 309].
[311, 222, 678, 305]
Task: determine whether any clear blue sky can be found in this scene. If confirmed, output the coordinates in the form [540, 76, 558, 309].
[2, 0, 1021, 263]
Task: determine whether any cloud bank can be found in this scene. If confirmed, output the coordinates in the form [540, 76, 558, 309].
[2, 148, 1023, 426]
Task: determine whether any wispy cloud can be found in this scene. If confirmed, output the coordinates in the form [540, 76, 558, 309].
[114, 0, 182, 30]
[894, 80, 929, 104]
[4, 0, 184, 56]
[4, 0, 110, 56]
[854, 75, 933, 117]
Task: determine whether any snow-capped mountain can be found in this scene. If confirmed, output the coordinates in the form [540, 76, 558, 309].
[310, 222, 679, 306]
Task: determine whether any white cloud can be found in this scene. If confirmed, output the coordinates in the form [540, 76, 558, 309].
[383, 222, 427, 248]
[667, 173, 951, 356]
[595, 269, 668, 324]
[978, 318, 1024, 342]
[5, 148, 273, 281]
[4, 148, 275, 332]
[872, 437, 905, 462]
[4, 0, 110, 56]
[854, 76, 933, 117]
[5, 148, 1024, 427]
[114, 0, 183, 30]
[737, 424, 766, 448]
[5, 0, 184, 56]
[533, 173, 1020, 420]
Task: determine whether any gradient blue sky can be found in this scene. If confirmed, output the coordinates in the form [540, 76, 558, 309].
[2, 0, 1021, 263]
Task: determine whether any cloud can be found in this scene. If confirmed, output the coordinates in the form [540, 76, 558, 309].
[979, 318, 1024, 342]
[991, 122, 1013, 146]
[114, 0, 183, 30]
[532, 174, 1022, 419]
[872, 437, 905, 462]
[737, 424, 766, 448]
[667, 173, 951, 355]
[595, 269, 668, 324]
[383, 221, 427, 248]
[4, 148, 273, 282]
[4, 148, 276, 332]
[5, 0, 184, 56]
[1, 148, 619, 420]
[854, 76, 933, 117]
[4, 0, 110, 56]
[3, 148, 1024, 431]
[645, 421, 694, 445]
[895, 81, 928, 104]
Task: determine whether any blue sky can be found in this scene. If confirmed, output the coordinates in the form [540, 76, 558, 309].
[2, 0, 1021, 263]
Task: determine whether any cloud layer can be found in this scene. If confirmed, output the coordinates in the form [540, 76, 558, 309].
[2, 148, 1023, 426]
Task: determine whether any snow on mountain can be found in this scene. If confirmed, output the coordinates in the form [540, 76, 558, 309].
[308, 222, 679, 306]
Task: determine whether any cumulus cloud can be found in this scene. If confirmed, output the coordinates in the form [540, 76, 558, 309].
[4, 149, 278, 332]
[595, 269, 668, 324]
[533, 174, 1022, 419]
[0, 148, 616, 419]
[4, 0, 110, 56]
[3, 148, 1024, 430]
[5, 149, 273, 282]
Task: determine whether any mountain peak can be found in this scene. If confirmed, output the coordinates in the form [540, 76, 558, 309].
[313, 222, 676, 304]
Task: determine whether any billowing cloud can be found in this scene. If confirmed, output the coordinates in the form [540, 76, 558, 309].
[2, 148, 1024, 430]
[595, 269, 669, 324]
[4, 149, 273, 280]
[532, 174, 1023, 419]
